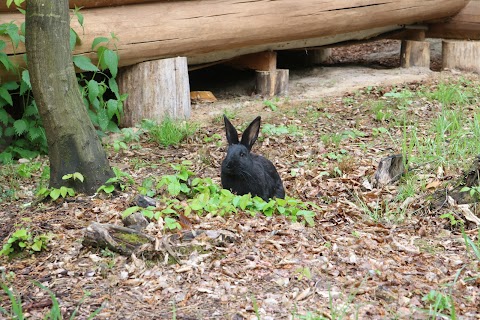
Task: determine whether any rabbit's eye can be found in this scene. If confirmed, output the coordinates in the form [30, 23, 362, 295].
[240, 152, 245, 157]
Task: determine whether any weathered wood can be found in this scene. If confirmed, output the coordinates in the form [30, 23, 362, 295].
[118, 57, 191, 127]
[228, 51, 277, 72]
[83, 222, 238, 261]
[83, 222, 155, 256]
[428, 0, 480, 40]
[0, 0, 161, 11]
[256, 69, 289, 97]
[372, 154, 405, 188]
[431, 155, 480, 208]
[400, 40, 430, 68]
[1, 0, 467, 80]
[442, 40, 480, 73]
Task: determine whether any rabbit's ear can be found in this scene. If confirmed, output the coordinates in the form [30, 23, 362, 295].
[241, 116, 261, 151]
[224, 115, 239, 145]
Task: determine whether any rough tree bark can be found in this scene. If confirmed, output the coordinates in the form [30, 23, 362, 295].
[26, 0, 114, 194]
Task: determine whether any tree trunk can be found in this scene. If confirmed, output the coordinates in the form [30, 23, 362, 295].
[26, 0, 114, 195]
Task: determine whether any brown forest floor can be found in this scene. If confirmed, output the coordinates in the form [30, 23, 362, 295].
[1, 40, 480, 319]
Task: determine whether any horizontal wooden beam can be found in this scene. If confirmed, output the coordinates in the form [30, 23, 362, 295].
[0, 0, 467, 81]
[0, 0, 162, 12]
[427, 0, 480, 39]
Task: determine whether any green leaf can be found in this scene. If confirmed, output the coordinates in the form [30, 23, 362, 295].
[20, 70, 31, 92]
[60, 187, 68, 198]
[167, 180, 181, 196]
[13, 119, 28, 135]
[31, 240, 43, 251]
[87, 79, 100, 104]
[73, 55, 99, 72]
[239, 194, 251, 210]
[98, 184, 115, 194]
[62, 174, 73, 180]
[75, 11, 84, 27]
[0, 109, 9, 125]
[6, 0, 13, 7]
[73, 172, 84, 182]
[97, 108, 109, 131]
[0, 87, 13, 106]
[103, 49, 118, 77]
[69, 28, 78, 51]
[106, 99, 118, 119]
[108, 77, 120, 99]
[12, 228, 28, 238]
[122, 206, 140, 218]
[91, 36, 109, 50]
[50, 189, 61, 200]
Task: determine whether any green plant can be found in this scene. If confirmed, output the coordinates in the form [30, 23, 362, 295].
[421, 290, 456, 320]
[0, 228, 51, 257]
[263, 99, 278, 111]
[37, 185, 75, 201]
[0, 279, 102, 320]
[0, 8, 125, 163]
[262, 123, 302, 136]
[0, 282, 24, 320]
[97, 166, 133, 194]
[123, 162, 318, 228]
[146, 117, 197, 147]
[462, 229, 480, 262]
[112, 127, 144, 152]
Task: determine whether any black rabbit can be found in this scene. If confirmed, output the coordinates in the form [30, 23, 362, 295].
[221, 115, 285, 201]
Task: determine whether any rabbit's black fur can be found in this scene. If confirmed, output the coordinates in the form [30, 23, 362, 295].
[221, 115, 285, 201]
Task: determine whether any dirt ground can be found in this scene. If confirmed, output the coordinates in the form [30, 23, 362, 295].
[1, 39, 480, 320]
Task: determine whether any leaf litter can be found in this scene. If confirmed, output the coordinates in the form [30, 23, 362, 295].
[1, 45, 480, 319]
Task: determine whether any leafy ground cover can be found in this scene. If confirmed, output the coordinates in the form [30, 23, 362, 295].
[1, 69, 480, 319]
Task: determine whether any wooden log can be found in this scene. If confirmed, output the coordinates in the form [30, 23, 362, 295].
[372, 154, 405, 188]
[228, 51, 277, 72]
[427, 0, 480, 40]
[83, 222, 155, 256]
[431, 155, 480, 207]
[83, 222, 238, 261]
[256, 69, 289, 97]
[118, 57, 191, 127]
[0, 0, 467, 81]
[442, 40, 480, 73]
[0, 0, 161, 12]
[400, 40, 430, 68]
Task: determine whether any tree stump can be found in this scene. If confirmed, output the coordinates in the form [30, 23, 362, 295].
[83, 222, 155, 256]
[400, 40, 430, 68]
[256, 69, 289, 97]
[442, 40, 480, 73]
[372, 154, 405, 188]
[118, 57, 191, 127]
[432, 155, 480, 207]
[83, 222, 238, 262]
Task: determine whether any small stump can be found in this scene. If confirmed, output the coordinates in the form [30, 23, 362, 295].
[118, 56, 191, 127]
[373, 154, 405, 188]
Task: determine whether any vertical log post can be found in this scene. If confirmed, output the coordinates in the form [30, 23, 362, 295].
[118, 57, 191, 127]
[442, 40, 480, 73]
[400, 27, 430, 68]
[228, 51, 289, 97]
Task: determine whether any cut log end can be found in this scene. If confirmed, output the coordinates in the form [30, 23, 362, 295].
[442, 40, 480, 73]
[373, 154, 405, 188]
[255, 69, 289, 97]
[400, 40, 430, 68]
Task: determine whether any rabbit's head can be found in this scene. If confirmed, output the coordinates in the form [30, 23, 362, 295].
[222, 115, 260, 177]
